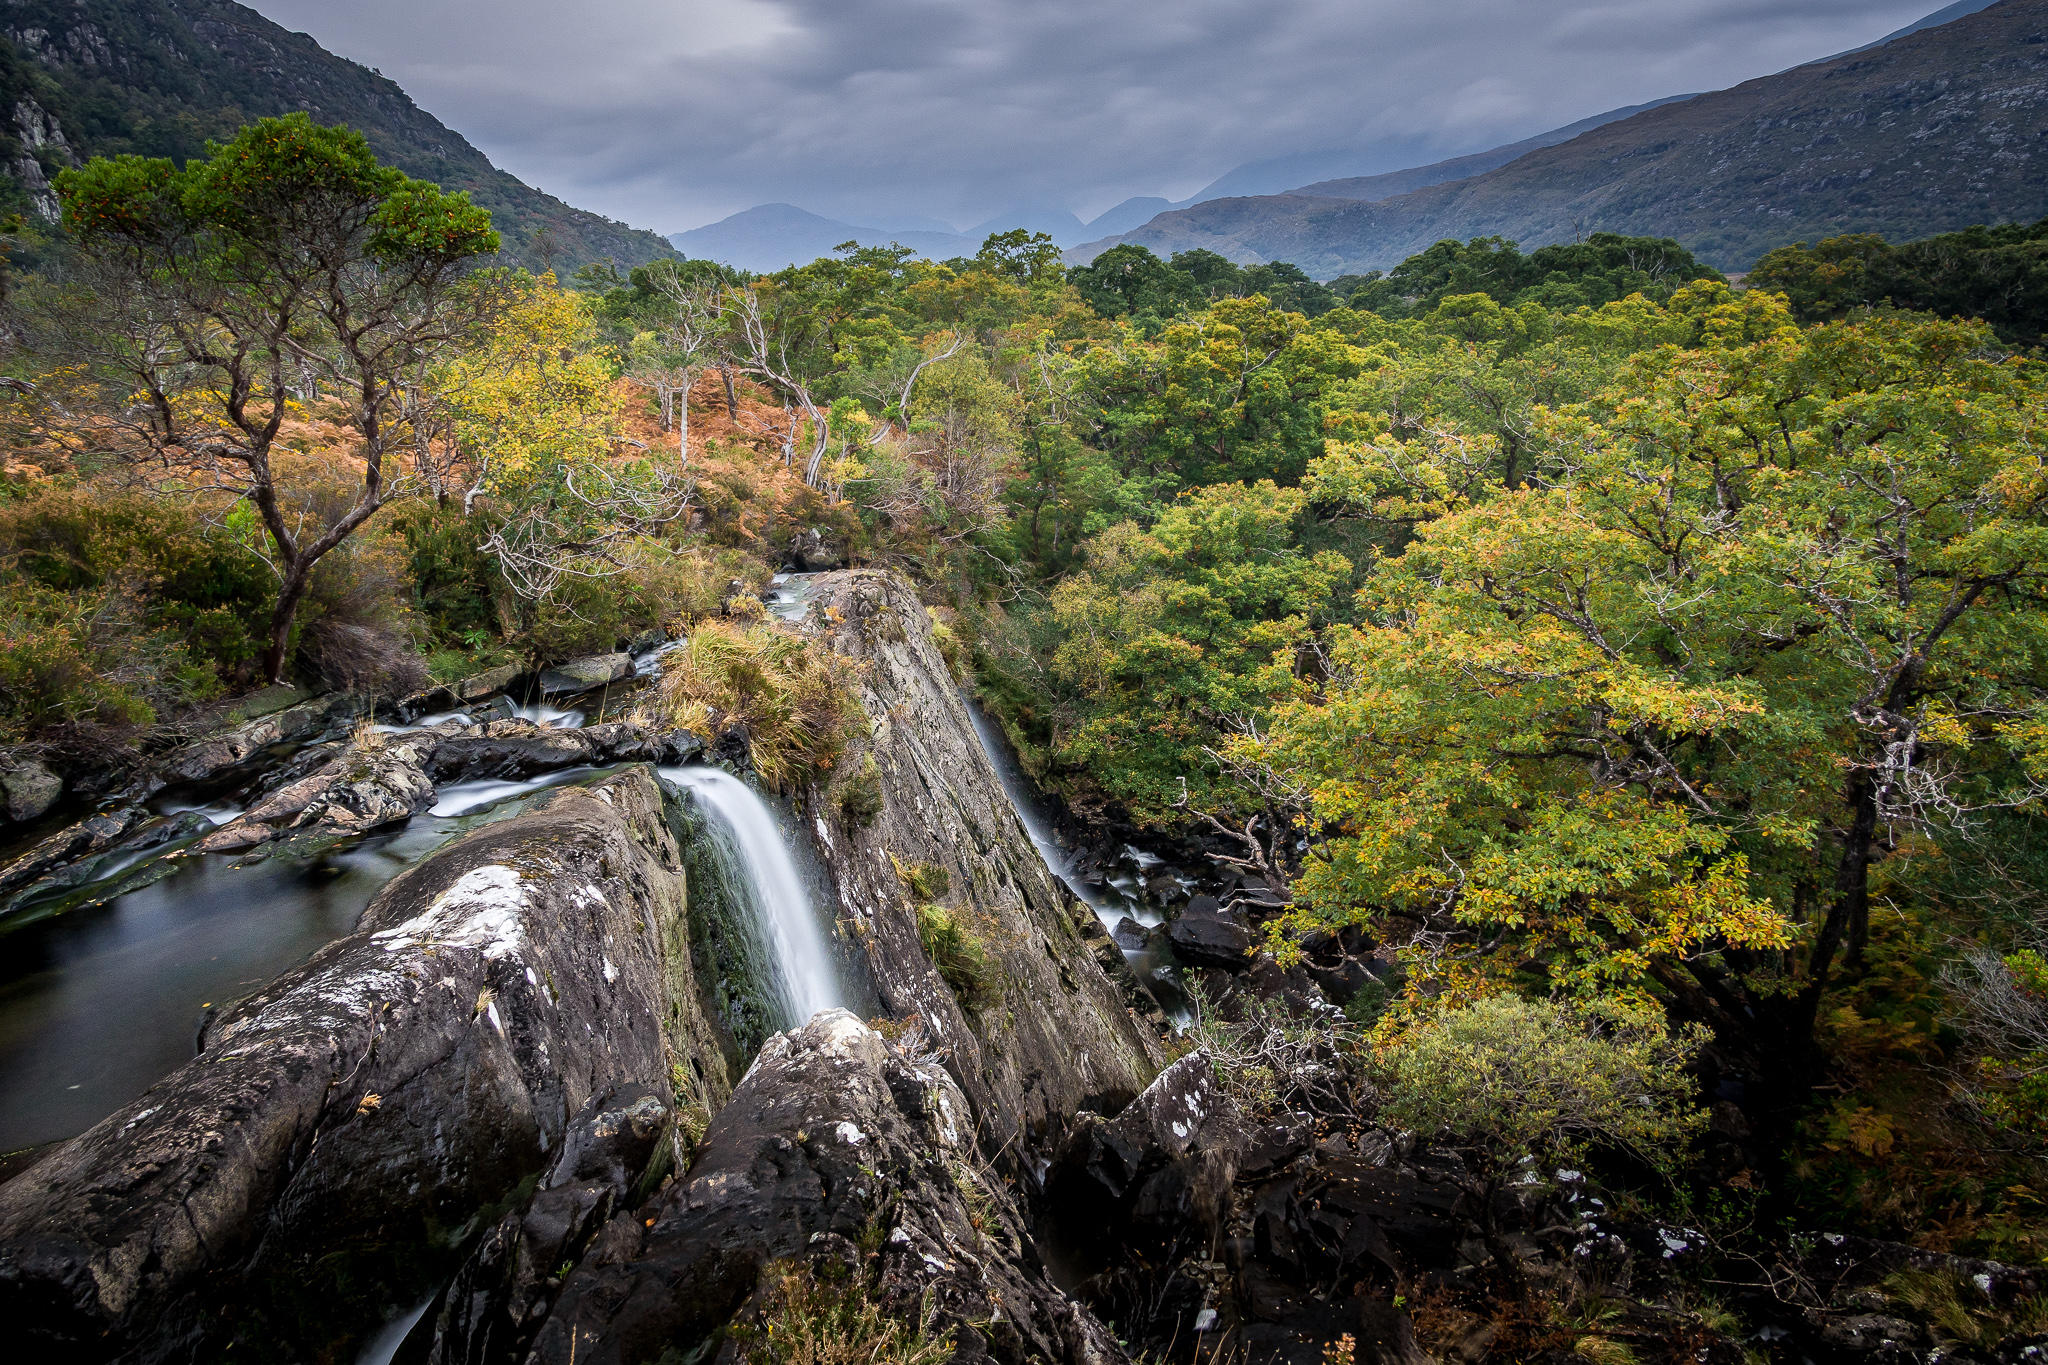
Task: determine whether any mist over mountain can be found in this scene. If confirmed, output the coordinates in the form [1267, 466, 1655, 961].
[1084, 0, 2047, 277]
[0, 0, 675, 272]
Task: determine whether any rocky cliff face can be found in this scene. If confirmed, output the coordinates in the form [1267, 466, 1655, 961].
[797, 570, 1167, 1151]
[528, 1010, 1130, 1365]
[0, 767, 734, 1362]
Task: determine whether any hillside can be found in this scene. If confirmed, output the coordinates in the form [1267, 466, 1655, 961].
[1101, 0, 2048, 276]
[672, 203, 985, 274]
[0, 0, 676, 272]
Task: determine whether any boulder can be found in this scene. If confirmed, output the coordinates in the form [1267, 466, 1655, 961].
[1048, 1052, 1252, 1262]
[0, 759, 62, 823]
[1167, 895, 1253, 970]
[393, 663, 524, 721]
[0, 804, 154, 905]
[786, 524, 845, 572]
[527, 1011, 1129, 1365]
[799, 570, 1165, 1156]
[0, 809, 211, 926]
[538, 653, 632, 695]
[157, 696, 340, 786]
[197, 732, 439, 854]
[0, 767, 734, 1364]
[1112, 915, 1152, 952]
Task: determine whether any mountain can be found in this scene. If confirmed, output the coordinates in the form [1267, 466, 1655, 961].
[1289, 97, 1701, 203]
[672, 204, 984, 274]
[1082, 196, 1174, 237]
[0, 0, 675, 272]
[965, 206, 1087, 245]
[1092, 0, 2048, 278]
[1066, 96, 1702, 264]
[1835, 0, 2001, 55]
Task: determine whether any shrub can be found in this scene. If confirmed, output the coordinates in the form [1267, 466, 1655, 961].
[1375, 995, 1706, 1178]
[740, 1262, 952, 1365]
[645, 620, 857, 790]
[915, 903, 996, 1012]
[0, 580, 215, 748]
[0, 483, 272, 688]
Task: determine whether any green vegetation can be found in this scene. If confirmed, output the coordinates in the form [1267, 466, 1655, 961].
[736, 1261, 953, 1365]
[914, 902, 997, 1012]
[0, 0, 674, 270]
[647, 622, 857, 791]
[3, 100, 2045, 1299]
[1748, 218, 2048, 345]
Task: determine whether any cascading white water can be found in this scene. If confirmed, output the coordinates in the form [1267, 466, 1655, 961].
[656, 766, 841, 1028]
[962, 696, 1141, 932]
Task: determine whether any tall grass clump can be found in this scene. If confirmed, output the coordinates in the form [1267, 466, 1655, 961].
[647, 619, 857, 791]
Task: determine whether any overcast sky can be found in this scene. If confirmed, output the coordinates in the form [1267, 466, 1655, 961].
[243, 0, 1957, 234]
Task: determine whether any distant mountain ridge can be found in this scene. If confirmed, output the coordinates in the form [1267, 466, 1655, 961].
[0, 0, 676, 272]
[1089, 0, 2048, 277]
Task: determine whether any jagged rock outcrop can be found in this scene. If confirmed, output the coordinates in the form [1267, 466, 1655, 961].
[0, 767, 734, 1363]
[194, 719, 691, 857]
[526, 1010, 1129, 1365]
[1048, 1053, 1251, 1263]
[155, 691, 344, 787]
[797, 570, 1166, 1152]
[539, 652, 634, 694]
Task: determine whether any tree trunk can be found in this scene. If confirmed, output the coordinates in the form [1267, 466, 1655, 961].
[720, 365, 739, 419]
[1793, 773, 1881, 1040]
[263, 563, 313, 685]
[677, 377, 690, 472]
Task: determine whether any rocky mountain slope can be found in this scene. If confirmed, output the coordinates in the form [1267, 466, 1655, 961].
[1096, 0, 2048, 275]
[0, 0, 676, 271]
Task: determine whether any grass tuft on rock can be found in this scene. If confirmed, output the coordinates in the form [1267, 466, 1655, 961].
[644, 620, 857, 791]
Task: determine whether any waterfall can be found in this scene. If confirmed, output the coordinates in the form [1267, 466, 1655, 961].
[963, 696, 1125, 932]
[657, 767, 841, 1036]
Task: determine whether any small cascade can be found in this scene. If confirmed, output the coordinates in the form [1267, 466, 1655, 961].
[657, 767, 841, 1038]
[509, 699, 586, 729]
[963, 696, 1129, 932]
[429, 766, 603, 818]
[765, 572, 818, 623]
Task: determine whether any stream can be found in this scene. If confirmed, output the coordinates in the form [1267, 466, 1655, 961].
[0, 774, 604, 1155]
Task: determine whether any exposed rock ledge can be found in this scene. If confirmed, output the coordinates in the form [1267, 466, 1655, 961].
[0, 767, 734, 1363]
[798, 569, 1168, 1151]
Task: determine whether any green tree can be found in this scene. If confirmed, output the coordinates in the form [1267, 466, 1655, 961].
[1260, 306, 2048, 1060]
[48, 112, 499, 681]
[1376, 995, 1706, 1284]
[1051, 480, 1350, 822]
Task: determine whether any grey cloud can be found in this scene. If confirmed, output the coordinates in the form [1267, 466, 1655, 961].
[245, 0, 1942, 234]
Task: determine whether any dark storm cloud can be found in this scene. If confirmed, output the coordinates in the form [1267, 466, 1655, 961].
[244, 0, 1943, 233]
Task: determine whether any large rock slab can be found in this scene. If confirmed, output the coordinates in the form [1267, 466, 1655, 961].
[0, 759, 62, 823]
[526, 1011, 1129, 1365]
[539, 653, 633, 695]
[798, 570, 1165, 1153]
[0, 767, 734, 1364]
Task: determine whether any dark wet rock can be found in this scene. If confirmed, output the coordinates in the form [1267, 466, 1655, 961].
[197, 731, 439, 855]
[429, 724, 598, 782]
[0, 759, 62, 823]
[0, 809, 211, 926]
[539, 653, 632, 694]
[1112, 915, 1152, 952]
[0, 804, 154, 905]
[426, 1085, 675, 1365]
[786, 524, 845, 572]
[1049, 1053, 1251, 1263]
[1168, 895, 1253, 970]
[156, 695, 346, 788]
[394, 663, 524, 720]
[799, 570, 1165, 1155]
[0, 767, 733, 1364]
[529, 1010, 1127, 1365]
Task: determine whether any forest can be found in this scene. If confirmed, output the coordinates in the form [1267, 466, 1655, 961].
[1, 115, 2045, 1363]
